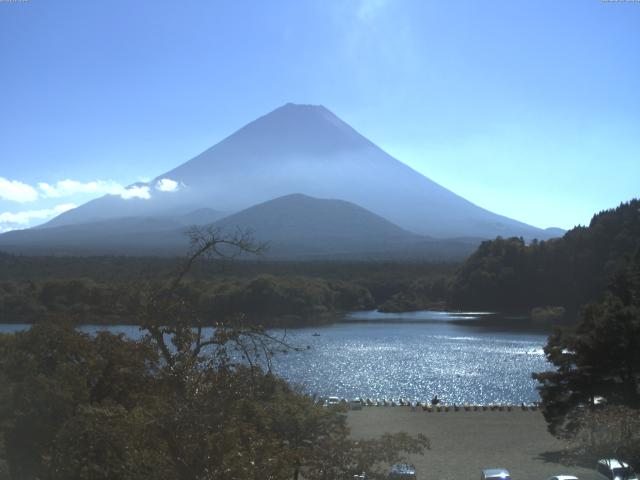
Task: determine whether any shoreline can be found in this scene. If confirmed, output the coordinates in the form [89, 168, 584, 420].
[0, 309, 558, 332]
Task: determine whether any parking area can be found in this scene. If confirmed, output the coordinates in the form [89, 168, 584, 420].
[347, 408, 603, 480]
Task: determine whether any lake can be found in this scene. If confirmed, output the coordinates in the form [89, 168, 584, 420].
[0, 310, 550, 404]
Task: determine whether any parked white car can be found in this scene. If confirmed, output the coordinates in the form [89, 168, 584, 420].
[324, 396, 341, 407]
[596, 458, 638, 480]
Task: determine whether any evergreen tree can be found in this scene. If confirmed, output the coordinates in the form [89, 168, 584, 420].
[450, 199, 640, 314]
[533, 249, 640, 437]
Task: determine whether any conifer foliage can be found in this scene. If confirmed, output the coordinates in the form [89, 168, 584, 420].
[533, 249, 640, 437]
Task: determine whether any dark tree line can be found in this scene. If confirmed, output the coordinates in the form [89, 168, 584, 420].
[0, 275, 375, 327]
[450, 199, 640, 314]
[0, 253, 457, 325]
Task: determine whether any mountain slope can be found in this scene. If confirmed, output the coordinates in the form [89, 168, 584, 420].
[40, 103, 557, 240]
[211, 193, 421, 257]
[0, 194, 478, 259]
[0, 208, 225, 255]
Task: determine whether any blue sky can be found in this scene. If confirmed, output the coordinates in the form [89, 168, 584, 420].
[0, 0, 638, 232]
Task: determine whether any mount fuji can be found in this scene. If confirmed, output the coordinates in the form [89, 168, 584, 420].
[0, 103, 561, 258]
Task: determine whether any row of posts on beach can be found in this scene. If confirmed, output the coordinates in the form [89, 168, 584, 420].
[320, 397, 541, 411]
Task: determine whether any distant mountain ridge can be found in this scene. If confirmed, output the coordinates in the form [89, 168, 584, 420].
[0, 194, 478, 259]
[211, 193, 424, 258]
[215, 193, 417, 242]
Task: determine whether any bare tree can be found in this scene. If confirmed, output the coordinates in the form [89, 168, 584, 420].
[138, 226, 298, 374]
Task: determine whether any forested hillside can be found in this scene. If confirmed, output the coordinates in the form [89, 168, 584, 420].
[450, 199, 640, 313]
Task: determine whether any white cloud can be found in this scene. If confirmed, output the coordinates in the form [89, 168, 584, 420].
[0, 203, 77, 226]
[0, 177, 39, 203]
[155, 178, 180, 192]
[38, 179, 125, 198]
[0, 178, 154, 233]
[38, 179, 152, 200]
[119, 185, 151, 200]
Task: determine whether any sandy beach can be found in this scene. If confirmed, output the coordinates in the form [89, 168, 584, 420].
[348, 407, 601, 480]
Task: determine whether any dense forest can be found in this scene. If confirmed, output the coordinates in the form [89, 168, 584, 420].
[450, 199, 640, 316]
[0, 254, 456, 326]
[1, 199, 638, 327]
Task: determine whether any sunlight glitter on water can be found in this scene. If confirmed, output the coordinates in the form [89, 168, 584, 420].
[270, 311, 549, 403]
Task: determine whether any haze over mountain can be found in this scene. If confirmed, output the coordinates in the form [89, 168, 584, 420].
[0, 103, 564, 258]
[0, 194, 479, 259]
[0, 208, 224, 255]
[210, 194, 477, 259]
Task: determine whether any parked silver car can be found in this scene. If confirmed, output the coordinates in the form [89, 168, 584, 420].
[389, 463, 417, 479]
[481, 468, 511, 480]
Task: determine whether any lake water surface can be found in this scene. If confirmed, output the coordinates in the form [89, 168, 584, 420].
[0, 310, 550, 404]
